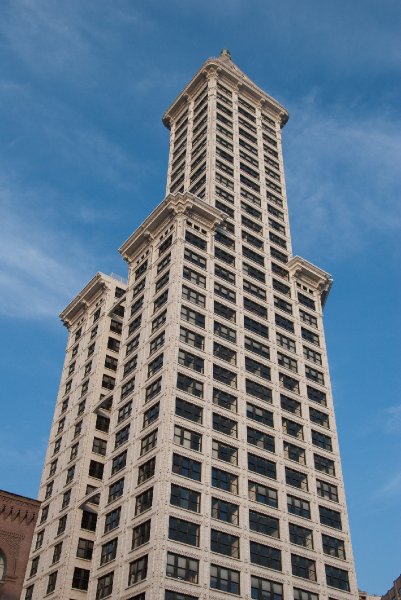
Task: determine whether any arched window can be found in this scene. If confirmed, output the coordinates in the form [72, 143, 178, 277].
[0, 550, 6, 581]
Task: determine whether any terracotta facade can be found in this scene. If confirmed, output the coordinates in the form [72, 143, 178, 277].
[0, 490, 40, 600]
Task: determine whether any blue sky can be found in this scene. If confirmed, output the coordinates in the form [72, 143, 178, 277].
[0, 0, 400, 593]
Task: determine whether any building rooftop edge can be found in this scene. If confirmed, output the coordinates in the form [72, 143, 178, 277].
[59, 272, 127, 328]
[288, 255, 333, 307]
[119, 192, 223, 263]
[162, 53, 289, 129]
[0, 489, 41, 506]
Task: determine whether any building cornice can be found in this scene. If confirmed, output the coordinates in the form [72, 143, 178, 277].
[163, 51, 289, 129]
[288, 255, 333, 307]
[119, 192, 223, 264]
[59, 273, 123, 328]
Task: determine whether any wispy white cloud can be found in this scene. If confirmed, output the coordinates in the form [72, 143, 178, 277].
[0, 176, 99, 319]
[382, 404, 401, 435]
[285, 94, 401, 257]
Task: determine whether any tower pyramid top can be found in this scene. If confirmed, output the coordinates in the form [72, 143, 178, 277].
[163, 51, 289, 128]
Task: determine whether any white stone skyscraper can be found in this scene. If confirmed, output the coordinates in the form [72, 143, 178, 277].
[23, 51, 358, 600]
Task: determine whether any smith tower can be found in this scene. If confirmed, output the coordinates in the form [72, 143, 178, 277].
[23, 51, 358, 600]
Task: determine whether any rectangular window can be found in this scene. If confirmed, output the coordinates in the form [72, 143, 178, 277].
[150, 331, 165, 355]
[246, 379, 272, 403]
[214, 288, 235, 318]
[137, 458, 156, 484]
[211, 497, 239, 525]
[325, 565, 350, 591]
[314, 454, 335, 476]
[213, 387, 237, 412]
[243, 279, 266, 300]
[287, 495, 311, 519]
[312, 430, 332, 451]
[180, 326, 204, 350]
[214, 342, 237, 365]
[212, 467, 238, 494]
[300, 309, 318, 328]
[276, 332, 296, 352]
[181, 305, 205, 328]
[304, 346, 322, 365]
[215, 245, 235, 265]
[128, 555, 148, 585]
[178, 349, 204, 373]
[135, 488, 153, 515]
[213, 412, 238, 437]
[132, 520, 151, 549]
[172, 453, 201, 481]
[174, 425, 202, 452]
[210, 564, 240, 595]
[212, 439, 238, 465]
[145, 377, 162, 401]
[310, 407, 330, 428]
[247, 403, 274, 428]
[185, 230, 207, 250]
[174, 399, 202, 427]
[281, 394, 301, 416]
[317, 479, 338, 502]
[250, 541, 282, 571]
[298, 292, 316, 310]
[47, 572, 58, 594]
[111, 450, 127, 475]
[140, 429, 158, 456]
[291, 554, 317, 581]
[108, 478, 124, 502]
[170, 483, 201, 513]
[302, 327, 320, 346]
[251, 576, 283, 600]
[118, 400, 133, 423]
[248, 453, 276, 479]
[143, 402, 160, 429]
[278, 352, 297, 372]
[245, 336, 269, 359]
[214, 320, 236, 342]
[213, 364, 237, 388]
[96, 572, 114, 600]
[249, 510, 279, 539]
[152, 309, 167, 333]
[247, 427, 275, 453]
[305, 365, 325, 385]
[214, 300, 236, 322]
[182, 285, 206, 307]
[248, 481, 278, 508]
[285, 467, 308, 491]
[275, 314, 294, 332]
[319, 505, 342, 529]
[245, 356, 271, 380]
[100, 538, 118, 565]
[166, 552, 199, 583]
[293, 589, 318, 600]
[284, 442, 306, 465]
[184, 247, 206, 269]
[244, 315, 269, 338]
[104, 507, 121, 532]
[279, 373, 300, 394]
[177, 373, 203, 398]
[307, 385, 327, 406]
[115, 424, 130, 448]
[282, 418, 304, 440]
[289, 523, 314, 549]
[211, 529, 239, 558]
[169, 516, 200, 547]
[322, 534, 346, 559]
[183, 265, 206, 288]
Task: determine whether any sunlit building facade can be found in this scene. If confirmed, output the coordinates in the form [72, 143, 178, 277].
[23, 50, 358, 600]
